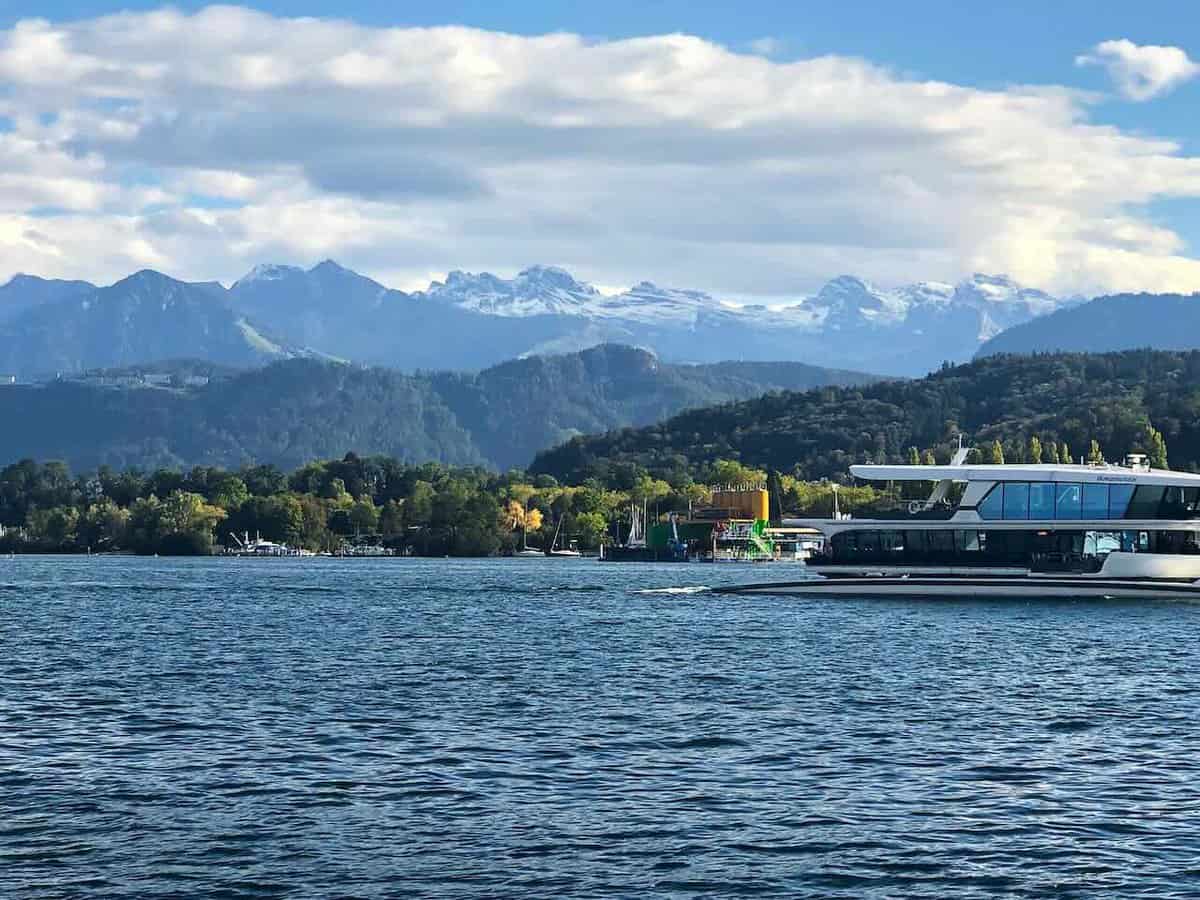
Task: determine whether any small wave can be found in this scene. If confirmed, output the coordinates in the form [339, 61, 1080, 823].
[631, 586, 710, 596]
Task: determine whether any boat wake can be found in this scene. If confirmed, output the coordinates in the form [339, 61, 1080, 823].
[630, 586, 711, 596]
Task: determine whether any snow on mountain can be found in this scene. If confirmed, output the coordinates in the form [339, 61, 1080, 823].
[231, 263, 305, 288]
[795, 272, 1068, 342]
[418, 266, 771, 325]
[2, 259, 1074, 379]
[806, 276, 912, 331]
[943, 274, 1061, 341]
[417, 265, 602, 317]
[414, 266, 1067, 340]
[593, 281, 734, 325]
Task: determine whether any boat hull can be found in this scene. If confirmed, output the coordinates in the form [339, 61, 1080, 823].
[719, 575, 1200, 600]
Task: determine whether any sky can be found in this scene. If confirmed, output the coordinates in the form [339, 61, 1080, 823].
[1, 1, 1200, 299]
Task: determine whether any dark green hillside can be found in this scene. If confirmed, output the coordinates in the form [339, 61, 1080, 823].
[0, 345, 872, 472]
[434, 345, 871, 469]
[0, 362, 483, 472]
[531, 350, 1200, 483]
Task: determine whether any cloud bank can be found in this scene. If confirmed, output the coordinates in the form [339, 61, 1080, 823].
[1, 6, 1200, 298]
[1077, 39, 1200, 101]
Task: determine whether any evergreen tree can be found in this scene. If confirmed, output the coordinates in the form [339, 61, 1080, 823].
[1029, 436, 1042, 464]
[1139, 423, 1169, 469]
[1150, 430, 1169, 470]
[988, 440, 1005, 465]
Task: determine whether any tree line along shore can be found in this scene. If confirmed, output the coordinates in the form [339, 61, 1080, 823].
[0, 431, 1172, 557]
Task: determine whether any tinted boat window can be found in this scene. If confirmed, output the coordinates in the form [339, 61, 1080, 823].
[1160, 487, 1200, 519]
[1126, 486, 1165, 519]
[1003, 482, 1030, 520]
[1029, 483, 1055, 519]
[1082, 483, 1110, 519]
[1055, 483, 1082, 520]
[978, 484, 1003, 520]
[1108, 484, 1135, 519]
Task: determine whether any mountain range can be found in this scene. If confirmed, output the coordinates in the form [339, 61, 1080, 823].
[0, 261, 1080, 378]
[0, 345, 871, 472]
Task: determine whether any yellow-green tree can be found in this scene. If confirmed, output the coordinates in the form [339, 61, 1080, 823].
[575, 511, 609, 549]
[1029, 436, 1042, 464]
[711, 459, 768, 487]
[349, 497, 380, 532]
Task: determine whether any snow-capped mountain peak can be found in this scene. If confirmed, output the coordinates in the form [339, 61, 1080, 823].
[232, 263, 304, 289]
[810, 275, 908, 329]
[419, 266, 600, 317]
[593, 281, 726, 325]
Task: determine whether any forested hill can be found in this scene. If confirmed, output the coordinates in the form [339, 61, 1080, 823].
[530, 350, 1200, 484]
[0, 345, 871, 472]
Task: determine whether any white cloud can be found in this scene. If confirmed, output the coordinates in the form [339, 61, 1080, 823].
[0, 7, 1198, 299]
[1077, 39, 1200, 101]
[748, 37, 784, 58]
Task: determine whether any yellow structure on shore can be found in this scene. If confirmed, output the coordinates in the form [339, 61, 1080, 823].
[710, 488, 770, 523]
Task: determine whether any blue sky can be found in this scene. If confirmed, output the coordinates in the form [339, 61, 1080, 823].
[1, 1, 1199, 296]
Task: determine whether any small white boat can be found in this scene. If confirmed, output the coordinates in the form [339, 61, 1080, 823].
[548, 516, 582, 557]
[227, 531, 311, 557]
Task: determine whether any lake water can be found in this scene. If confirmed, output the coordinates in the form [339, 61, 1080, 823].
[3, 556, 1200, 898]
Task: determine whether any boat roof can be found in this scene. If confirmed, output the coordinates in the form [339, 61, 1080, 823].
[850, 463, 1200, 485]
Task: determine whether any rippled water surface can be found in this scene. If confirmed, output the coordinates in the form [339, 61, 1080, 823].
[4, 556, 1200, 898]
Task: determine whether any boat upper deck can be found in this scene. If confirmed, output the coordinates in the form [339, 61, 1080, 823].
[850, 462, 1200, 486]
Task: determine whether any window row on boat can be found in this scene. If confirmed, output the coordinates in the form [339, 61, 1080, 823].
[819, 528, 1200, 569]
[974, 482, 1200, 521]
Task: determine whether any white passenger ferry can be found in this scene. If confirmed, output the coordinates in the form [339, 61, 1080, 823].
[725, 451, 1200, 599]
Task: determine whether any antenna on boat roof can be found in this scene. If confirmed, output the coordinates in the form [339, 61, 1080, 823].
[949, 433, 970, 467]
